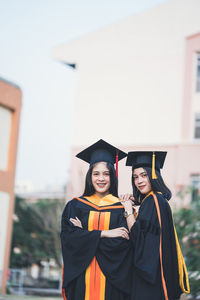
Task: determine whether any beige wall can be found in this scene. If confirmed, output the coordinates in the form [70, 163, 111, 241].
[54, 0, 200, 147]
[53, 0, 200, 205]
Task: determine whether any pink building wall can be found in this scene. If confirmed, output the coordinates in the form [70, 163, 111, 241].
[182, 32, 200, 141]
[0, 78, 22, 293]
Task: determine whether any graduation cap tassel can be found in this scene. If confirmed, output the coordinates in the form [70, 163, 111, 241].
[152, 152, 158, 180]
[116, 150, 119, 178]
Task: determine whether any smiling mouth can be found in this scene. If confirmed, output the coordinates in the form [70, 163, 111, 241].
[97, 183, 106, 188]
[138, 185, 145, 190]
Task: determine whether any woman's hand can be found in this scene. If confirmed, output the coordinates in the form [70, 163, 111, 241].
[120, 194, 136, 231]
[101, 227, 129, 240]
[120, 194, 134, 211]
[70, 217, 83, 228]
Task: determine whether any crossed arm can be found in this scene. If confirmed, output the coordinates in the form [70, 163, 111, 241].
[70, 217, 130, 240]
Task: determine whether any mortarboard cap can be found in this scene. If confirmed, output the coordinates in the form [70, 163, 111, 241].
[126, 151, 167, 179]
[76, 139, 127, 177]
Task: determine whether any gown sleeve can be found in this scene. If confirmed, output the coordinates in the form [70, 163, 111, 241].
[130, 194, 160, 284]
[61, 200, 101, 288]
[96, 213, 132, 294]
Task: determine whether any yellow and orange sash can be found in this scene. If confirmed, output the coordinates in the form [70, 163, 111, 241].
[85, 210, 111, 300]
[75, 194, 123, 211]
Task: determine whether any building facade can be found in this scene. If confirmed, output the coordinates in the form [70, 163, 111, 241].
[0, 78, 22, 293]
[53, 0, 200, 205]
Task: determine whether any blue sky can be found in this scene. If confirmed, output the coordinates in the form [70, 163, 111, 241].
[0, 0, 167, 189]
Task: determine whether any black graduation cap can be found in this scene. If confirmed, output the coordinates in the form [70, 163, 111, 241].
[76, 139, 127, 177]
[126, 151, 167, 179]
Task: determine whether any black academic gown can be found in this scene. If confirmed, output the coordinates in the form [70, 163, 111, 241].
[61, 194, 132, 300]
[130, 192, 184, 300]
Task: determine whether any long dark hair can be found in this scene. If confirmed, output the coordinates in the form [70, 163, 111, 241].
[132, 166, 172, 205]
[82, 162, 118, 197]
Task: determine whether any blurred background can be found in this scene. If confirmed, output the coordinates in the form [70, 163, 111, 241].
[0, 0, 200, 298]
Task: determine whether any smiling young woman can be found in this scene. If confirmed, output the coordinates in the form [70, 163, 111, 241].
[132, 167, 152, 195]
[120, 151, 190, 300]
[91, 162, 111, 198]
[61, 139, 132, 300]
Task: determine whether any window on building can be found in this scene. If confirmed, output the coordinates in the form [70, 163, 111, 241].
[194, 114, 200, 139]
[0, 105, 12, 171]
[196, 53, 200, 92]
[190, 174, 200, 202]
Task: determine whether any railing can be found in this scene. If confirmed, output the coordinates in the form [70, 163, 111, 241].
[7, 269, 24, 295]
[7, 268, 62, 296]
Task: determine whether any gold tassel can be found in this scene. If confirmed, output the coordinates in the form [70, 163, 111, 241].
[170, 208, 190, 293]
[152, 152, 158, 179]
[174, 225, 190, 293]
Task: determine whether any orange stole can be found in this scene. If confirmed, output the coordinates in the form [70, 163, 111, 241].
[85, 211, 111, 300]
[62, 265, 67, 300]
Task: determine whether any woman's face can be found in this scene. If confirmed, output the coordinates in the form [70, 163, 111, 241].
[133, 167, 152, 194]
[91, 162, 111, 197]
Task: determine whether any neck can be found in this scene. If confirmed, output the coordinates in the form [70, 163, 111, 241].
[95, 192, 109, 199]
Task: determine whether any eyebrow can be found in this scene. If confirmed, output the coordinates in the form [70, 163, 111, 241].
[93, 170, 110, 173]
[133, 171, 147, 176]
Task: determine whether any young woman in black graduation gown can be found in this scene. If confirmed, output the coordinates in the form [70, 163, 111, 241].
[120, 151, 190, 300]
[61, 139, 132, 300]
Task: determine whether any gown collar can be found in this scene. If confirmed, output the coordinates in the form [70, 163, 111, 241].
[142, 191, 162, 203]
[85, 194, 120, 207]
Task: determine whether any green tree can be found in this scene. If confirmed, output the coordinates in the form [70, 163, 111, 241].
[34, 198, 64, 267]
[174, 188, 200, 298]
[10, 196, 65, 269]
